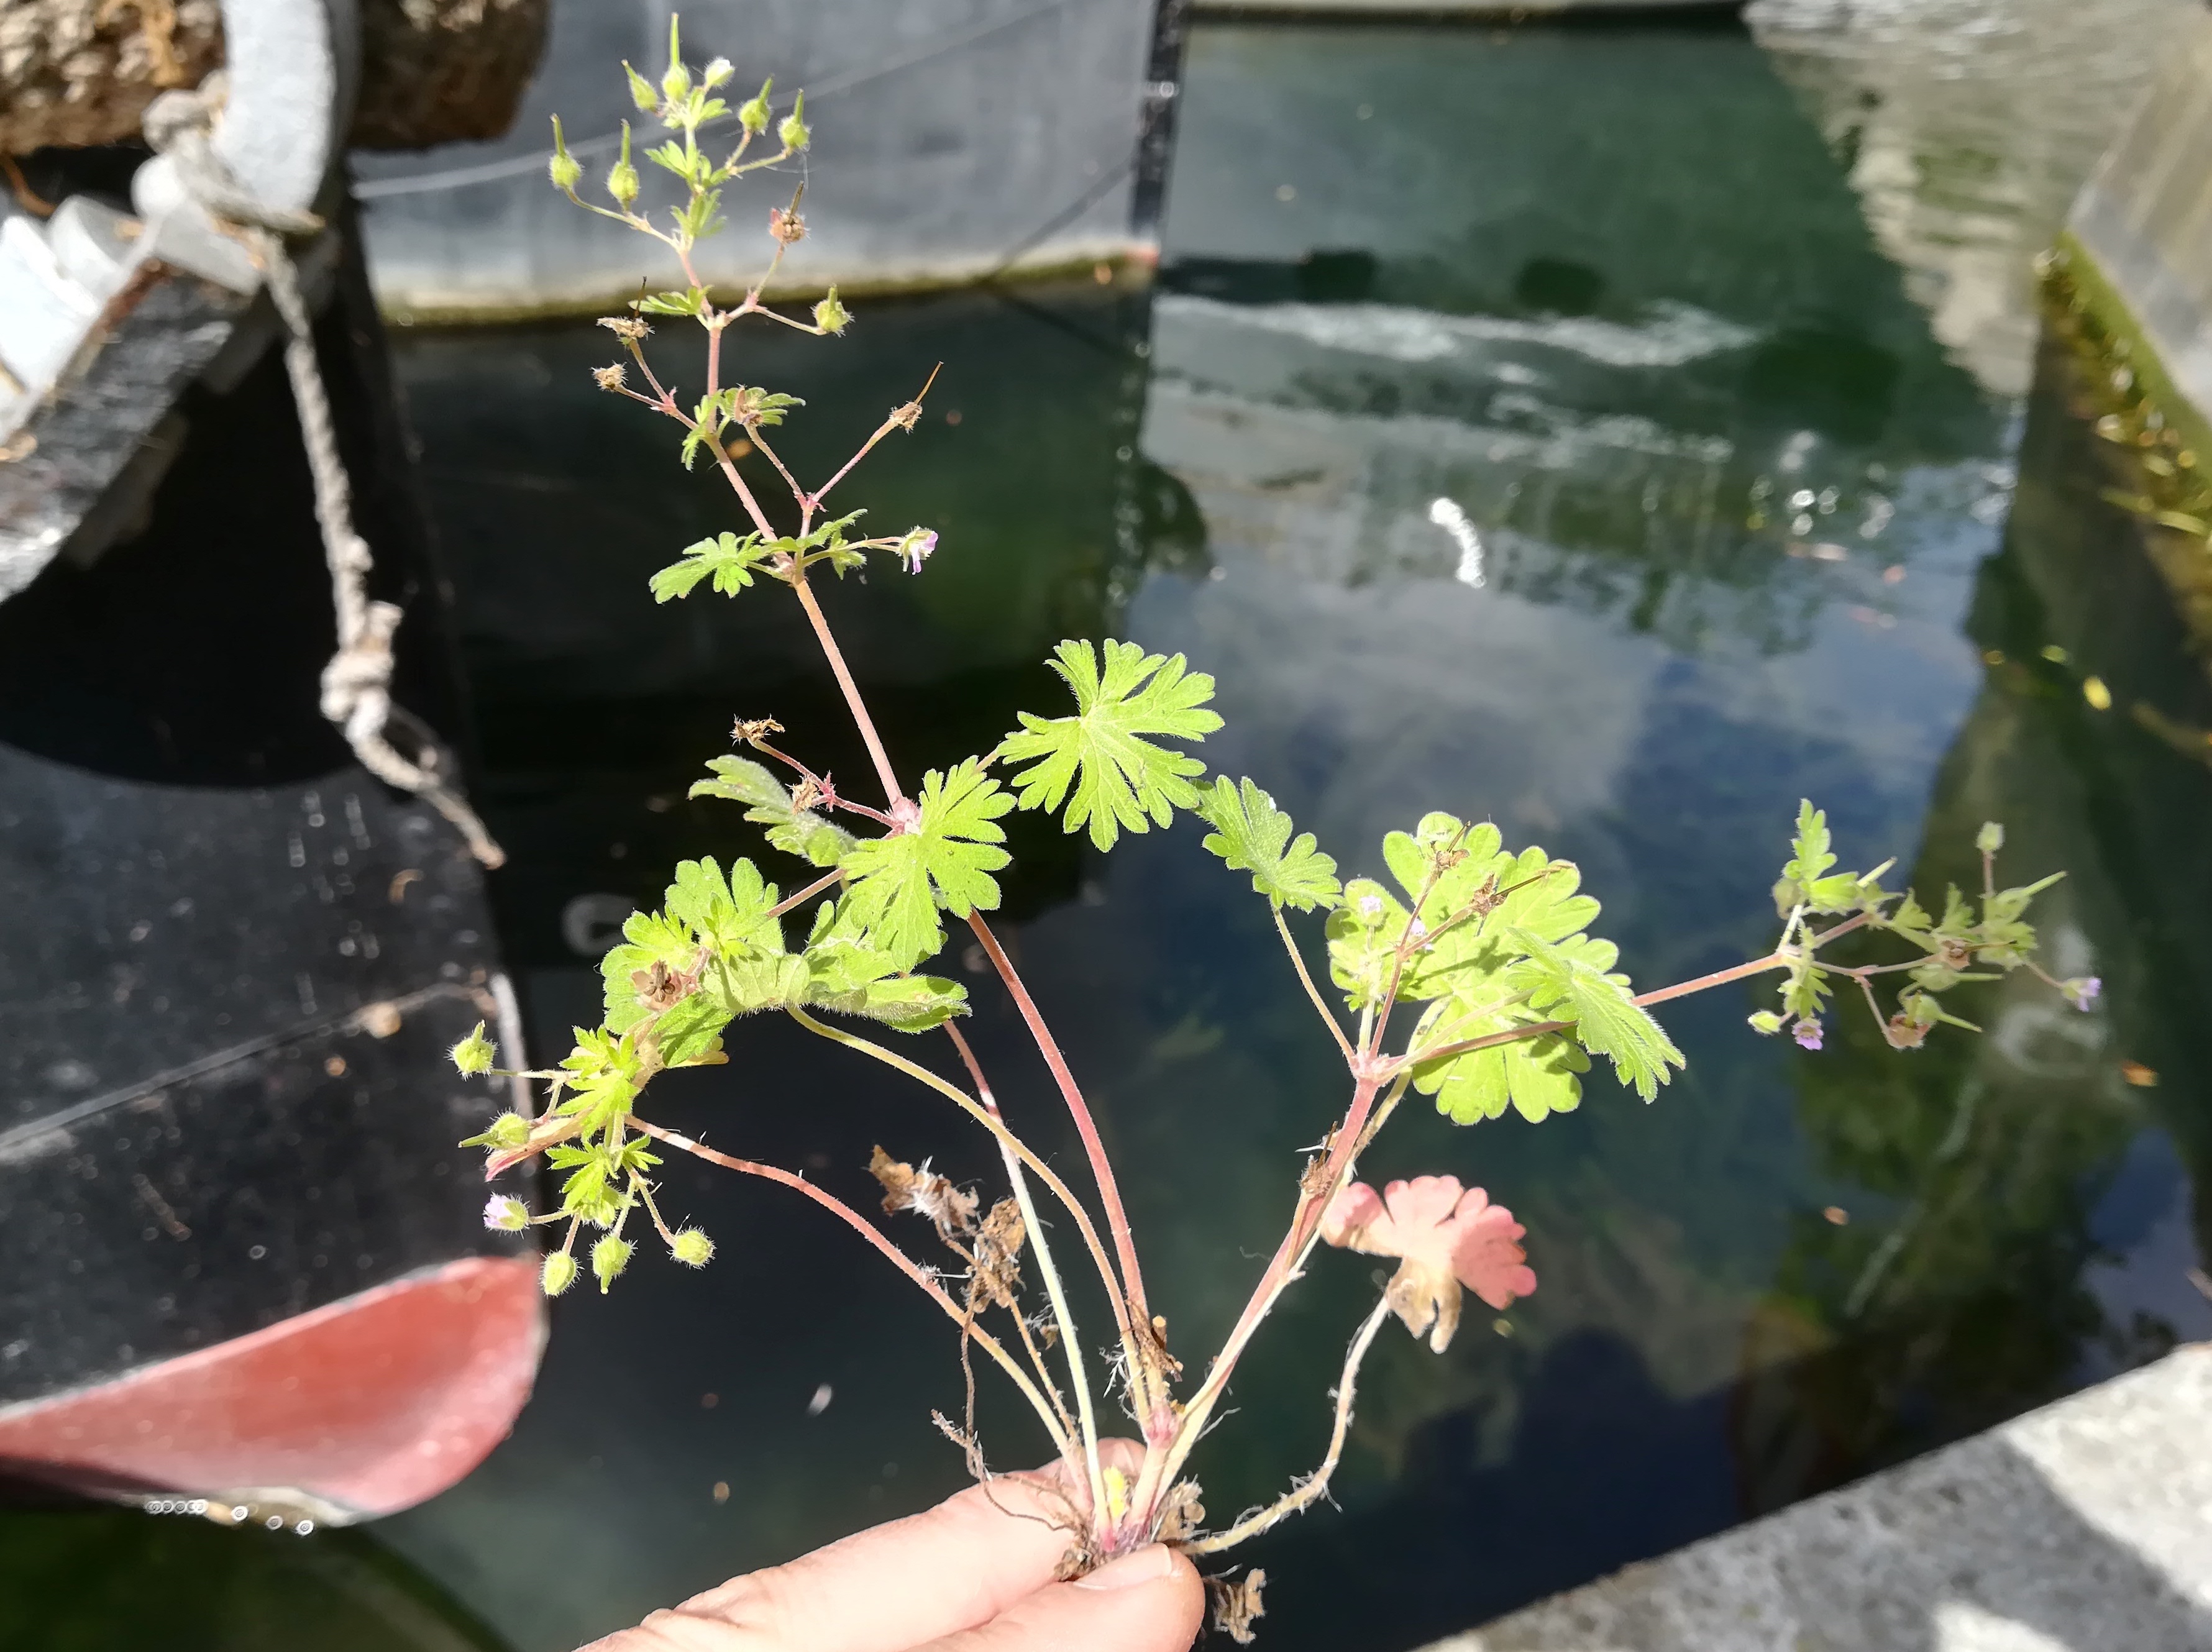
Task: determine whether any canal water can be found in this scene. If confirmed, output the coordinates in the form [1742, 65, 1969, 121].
[10, 4, 2209, 1648]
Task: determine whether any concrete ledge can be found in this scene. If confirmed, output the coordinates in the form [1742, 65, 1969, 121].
[1422, 1345, 2212, 1651]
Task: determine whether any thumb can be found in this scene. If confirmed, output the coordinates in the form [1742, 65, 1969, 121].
[915, 1545, 1205, 1652]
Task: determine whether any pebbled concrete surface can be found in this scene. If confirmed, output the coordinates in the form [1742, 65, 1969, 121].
[1424, 1344, 2212, 1652]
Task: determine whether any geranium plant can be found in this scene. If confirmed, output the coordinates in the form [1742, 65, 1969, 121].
[452, 23, 2093, 1641]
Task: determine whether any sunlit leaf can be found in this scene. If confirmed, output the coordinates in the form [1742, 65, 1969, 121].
[1002, 639, 1220, 851]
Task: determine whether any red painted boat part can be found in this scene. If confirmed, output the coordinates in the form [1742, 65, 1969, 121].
[0, 1256, 543, 1522]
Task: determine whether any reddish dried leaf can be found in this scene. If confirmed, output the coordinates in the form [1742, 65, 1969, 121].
[1322, 1174, 1536, 1351]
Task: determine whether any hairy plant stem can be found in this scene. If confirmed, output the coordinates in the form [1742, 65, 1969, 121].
[764, 866, 846, 921]
[1183, 1293, 1392, 1555]
[625, 1115, 1070, 1453]
[963, 913, 1156, 1417]
[1146, 1067, 1409, 1505]
[944, 1021, 1112, 1536]
[785, 570, 903, 807]
[1276, 905, 1355, 1062]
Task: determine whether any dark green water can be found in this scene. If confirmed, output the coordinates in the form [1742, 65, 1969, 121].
[23, 13, 2212, 1651]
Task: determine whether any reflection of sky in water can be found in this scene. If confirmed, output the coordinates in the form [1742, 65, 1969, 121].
[353, 13, 2212, 1652]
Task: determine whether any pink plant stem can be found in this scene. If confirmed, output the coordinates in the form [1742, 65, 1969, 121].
[627, 1115, 1071, 1454]
[747, 427, 808, 509]
[764, 867, 844, 921]
[964, 915, 1153, 1344]
[809, 418, 902, 518]
[786, 573, 903, 807]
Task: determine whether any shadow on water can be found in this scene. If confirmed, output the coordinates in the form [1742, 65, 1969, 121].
[6, 11, 2198, 1652]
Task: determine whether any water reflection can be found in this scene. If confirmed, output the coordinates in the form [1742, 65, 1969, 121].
[351, 15, 2211, 1652]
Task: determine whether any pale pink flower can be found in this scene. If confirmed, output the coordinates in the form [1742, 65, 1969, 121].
[1321, 1174, 1535, 1352]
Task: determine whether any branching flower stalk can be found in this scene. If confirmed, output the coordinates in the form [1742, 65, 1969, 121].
[449, 25, 2094, 1637]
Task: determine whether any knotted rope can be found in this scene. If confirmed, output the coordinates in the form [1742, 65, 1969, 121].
[144, 78, 505, 868]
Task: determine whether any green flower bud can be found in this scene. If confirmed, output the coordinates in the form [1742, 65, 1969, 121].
[547, 116, 581, 193]
[592, 1234, 636, 1293]
[702, 57, 734, 89]
[738, 78, 773, 134]
[670, 1228, 715, 1267]
[779, 91, 809, 153]
[460, 1110, 531, 1151]
[661, 14, 690, 104]
[449, 1020, 496, 1075]
[1975, 821, 2005, 856]
[608, 122, 639, 209]
[1747, 1010, 1785, 1036]
[541, 1251, 579, 1297]
[624, 62, 659, 114]
[812, 286, 850, 336]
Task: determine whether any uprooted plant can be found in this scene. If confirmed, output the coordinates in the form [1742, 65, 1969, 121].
[451, 24, 2095, 1641]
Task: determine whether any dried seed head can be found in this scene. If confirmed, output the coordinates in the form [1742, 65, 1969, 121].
[970, 1198, 1026, 1308]
[597, 314, 652, 340]
[629, 958, 697, 1012]
[731, 716, 785, 743]
[593, 362, 628, 391]
[1209, 1570, 1267, 1646]
[769, 205, 807, 244]
[869, 1146, 979, 1240]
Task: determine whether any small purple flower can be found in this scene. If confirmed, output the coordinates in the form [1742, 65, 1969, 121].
[1792, 1017, 1824, 1051]
[897, 528, 937, 575]
[2063, 975, 2101, 1011]
[484, 1195, 529, 1233]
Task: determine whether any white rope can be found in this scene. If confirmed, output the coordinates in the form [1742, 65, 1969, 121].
[145, 81, 506, 869]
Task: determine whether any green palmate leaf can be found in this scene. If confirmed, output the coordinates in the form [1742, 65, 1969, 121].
[1422, 1033, 1589, 1126]
[555, 1026, 642, 1134]
[1773, 798, 1861, 915]
[651, 531, 774, 600]
[841, 760, 1013, 969]
[1327, 812, 1668, 1123]
[774, 510, 866, 578]
[1197, 777, 1340, 910]
[664, 856, 781, 954]
[636, 287, 705, 317]
[600, 857, 784, 1031]
[652, 989, 733, 1067]
[690, 755, 855, 865]
[1002, 639, 1221, 851]
[800, 895, 969, 1031]
[1506, 928, 1683, 1102]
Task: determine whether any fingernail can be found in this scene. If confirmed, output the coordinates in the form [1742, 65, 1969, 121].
[1072, 1546, 1174, 1592]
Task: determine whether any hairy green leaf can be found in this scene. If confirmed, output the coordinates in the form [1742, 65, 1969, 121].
[1506, 928, 1684, 1102]
[652, 990, 733, 1066]
[691, 755, 856, 865]
[841, 760, 1012, 969]
[1773, 798, 1860, 915]
[651, 531, 773, 601]
[1002, 639, 1220, 851]
[1327, 812, 1666, 1123]
[1197, 777, 1340, 910]
[1421, 1033, 1590, 1125]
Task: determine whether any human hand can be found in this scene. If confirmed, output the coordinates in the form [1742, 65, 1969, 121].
[582, 1443, 1205, 1652]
